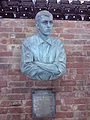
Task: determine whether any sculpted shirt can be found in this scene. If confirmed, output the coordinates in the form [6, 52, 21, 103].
[21, 34, 66, 80]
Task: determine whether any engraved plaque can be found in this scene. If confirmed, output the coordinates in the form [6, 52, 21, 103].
[32, 89, 56, 118]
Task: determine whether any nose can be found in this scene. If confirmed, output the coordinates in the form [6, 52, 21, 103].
[47, 22, 51, 27]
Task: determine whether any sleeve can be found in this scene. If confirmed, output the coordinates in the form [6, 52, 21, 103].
[20, 41, 41, 79]
[53, 41, 66, 77]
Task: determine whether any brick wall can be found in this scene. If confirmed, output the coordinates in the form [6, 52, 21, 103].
[0, 19, 90, 120]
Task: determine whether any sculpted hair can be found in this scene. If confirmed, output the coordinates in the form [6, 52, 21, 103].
[35, 10, 53, 24]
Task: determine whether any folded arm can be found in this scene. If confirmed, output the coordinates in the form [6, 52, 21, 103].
[35, 41, 66, 77]
[20, 40, 66, 80]
[35, 61, 60, 75]
[20, 42, 52, 80]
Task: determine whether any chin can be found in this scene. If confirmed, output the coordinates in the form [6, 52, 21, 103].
[44, 32, 51, 36]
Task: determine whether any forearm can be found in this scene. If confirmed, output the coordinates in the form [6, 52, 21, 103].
[21, 62, 53, 80]
[21, 62, 42, 76]
[21, 62, 52, 77]
[35, 61, 60, 75]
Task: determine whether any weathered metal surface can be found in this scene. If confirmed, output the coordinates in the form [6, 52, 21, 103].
[32, 89, 56, 118]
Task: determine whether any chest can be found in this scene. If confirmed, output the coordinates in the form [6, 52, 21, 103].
[31, 44, 57, 63]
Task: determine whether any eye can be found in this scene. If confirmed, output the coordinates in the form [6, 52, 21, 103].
[42, 20, 53, 25]
[49, 21, 53, 24]
[42, 21, 48, 24]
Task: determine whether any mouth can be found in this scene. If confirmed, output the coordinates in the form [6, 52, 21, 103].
[46, 29, 51, 31]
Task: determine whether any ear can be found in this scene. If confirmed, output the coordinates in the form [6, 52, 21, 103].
[35, 22, 39, 29]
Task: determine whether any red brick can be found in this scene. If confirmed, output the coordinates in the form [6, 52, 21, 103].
[73, 40, 87, 45]
[12, 88, 31, 93]
[74, 111, 87, 119]
[8, 94, 25, 100]
[25, 100, 32, 106]
[56, 86, 73, 92]
[60, 80, 76, 86]
[0, 100, 22, 107]
[61, 21, 76, 28]
[64, 98, 74, 104]
[88, 112, 90, 116]
[73, 86, 85, 92]
[35, 80, 51, 87]
[78, 105, 87, 111]
[74, 98, 88, 104]
[0, 114, 7, 120]
[87, 51, 90, 56]
[0, 64, 12, 69]
[0, 27, 13, 32]
[8, 107, 23, 113]
[13, 51, 21, 57]
[0, 87, 12, 94]
[76, 80, 85, 86]
[0, 101, 11, 107]
[55, 28, 63, 33]
[0, 33, 8, 38]
[77, 69, 84, 74]
[0, 80, 7, 87]
[14, 28, 22, 32]
[12, 101, 22, 107]
[67, 28, 90, 35]
[51, 80, 60, 86]
[24, 107, 32, 113]
[61, 105, 71, 111]
[6, 75, 20, 81]
[73, 74, 88, 81]
[7, 69, 21, 75]
[9, 81, 25, 87]
[53, 20, 61, 27]
[67, 62, 85, 69]
[0, 52, 13, 56]
[0, 45, 7, 51]
[51, 33, 59, 38]
[60, 33, 74, 39]
[0, 107, 8, 114]
[75, 92, 85, 98]
[25, 93, 32, 100]
[75, 118, 88, 120]
[86, 80, 90, 85]
[85, 91, 90, 97]
[20, 74, 28, 81]
[0, 58, 20, 64]
[26, 20, 35, 27]
[24, 114, 32, 120]
[81, 35, 90, 39]
[60, 92, 75, 98]
[83, 22, 90, 29]
[7, 114, 21, 120]
[83, 45, 90, 50]
[56, 112, 73, 118]
[56, 100, 61, 105]
[0, 39, 7, 44]
[13, 39, 22, 44]
[15, 33, 26, 38]
[25, 81, 34, 87]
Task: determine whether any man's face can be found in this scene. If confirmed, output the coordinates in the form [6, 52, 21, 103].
[37, 15, 53, 36]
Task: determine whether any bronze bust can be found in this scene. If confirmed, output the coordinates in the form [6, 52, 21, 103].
[20, 10, 66, 80]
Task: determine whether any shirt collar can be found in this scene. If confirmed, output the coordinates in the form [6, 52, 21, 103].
[37, 34, 52, 46]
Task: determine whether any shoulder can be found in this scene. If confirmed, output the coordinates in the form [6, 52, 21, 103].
[51, 37, 64, 46]
[22, 34, 38, 46]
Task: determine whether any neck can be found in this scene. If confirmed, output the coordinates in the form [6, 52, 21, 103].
[38, 31, 50, 41]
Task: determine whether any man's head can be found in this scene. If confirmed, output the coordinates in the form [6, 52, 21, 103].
[35, 10, 53, 37]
